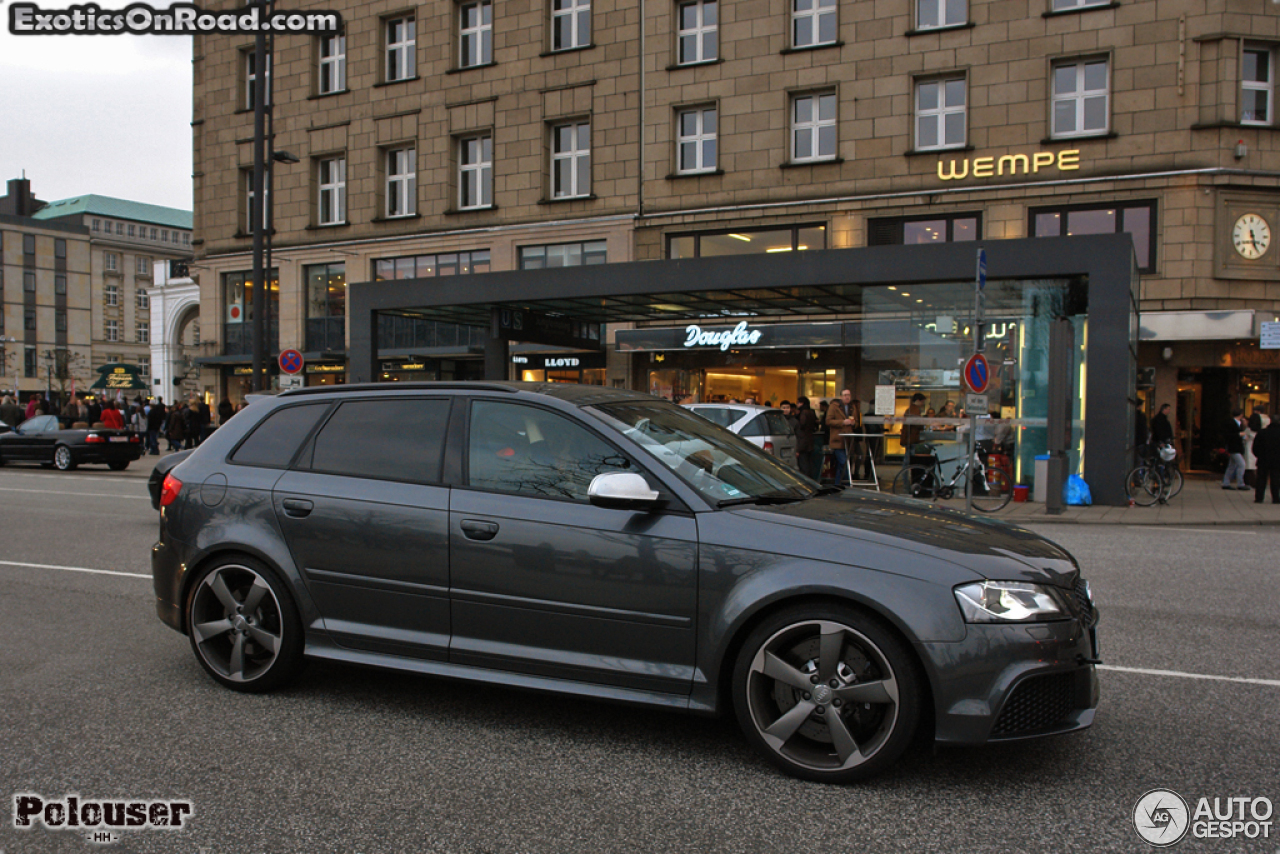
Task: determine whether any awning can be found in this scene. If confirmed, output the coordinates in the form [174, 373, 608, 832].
[89, 363, 148, 391]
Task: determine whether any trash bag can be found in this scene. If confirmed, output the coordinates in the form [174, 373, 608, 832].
[1064, 474, 1092, 506]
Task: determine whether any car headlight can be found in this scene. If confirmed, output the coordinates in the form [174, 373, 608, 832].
[954, 581, 1068, 623]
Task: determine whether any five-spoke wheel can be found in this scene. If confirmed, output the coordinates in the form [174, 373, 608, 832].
[186, 558, 303, 692]
[732, 606, 919, 782]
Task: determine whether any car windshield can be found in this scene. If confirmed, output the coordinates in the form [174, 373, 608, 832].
[592, 400, 816, 505]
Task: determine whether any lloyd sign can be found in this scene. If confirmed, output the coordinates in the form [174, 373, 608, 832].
[684, 321, 763, 351]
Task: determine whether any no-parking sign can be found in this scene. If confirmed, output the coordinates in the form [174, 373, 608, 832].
[963, 353, 990, 394]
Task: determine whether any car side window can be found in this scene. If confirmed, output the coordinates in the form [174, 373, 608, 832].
[740, 415, 768, 437]
[693, 407, 740, 428]
[26, 415, 59, 433]
[308, 398, 450, 483]
[230, 404, 331, 468]
[468, 400, 631, 501]
[762, 411, 793, 434]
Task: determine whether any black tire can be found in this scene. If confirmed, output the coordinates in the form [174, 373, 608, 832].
[53, 445, 77, 471]
[107, 460, 130, 471]
[971, 467, 1013, 512]
[1125, 466, 1163, 507]
[731, 604, 922, 783]
[185, 557, 305, 693]
[891, 464, 936, 500]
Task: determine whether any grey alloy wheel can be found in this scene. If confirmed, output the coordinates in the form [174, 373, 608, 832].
[187, 558, 304, 692]
[732, 605, 920, 782]
[53, 445, 76, 471]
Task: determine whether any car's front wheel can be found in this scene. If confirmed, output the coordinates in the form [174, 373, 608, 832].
[186, 557, 304, 693]
[53, 445, 76, 471]
[731, 604, 921, 782]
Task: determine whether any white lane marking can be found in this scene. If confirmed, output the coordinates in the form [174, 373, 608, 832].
[0, 486, 150, 500]
[1099, 664, 1280, 688]
[0, 471, 153, 483]
[0, 559, 150, 579]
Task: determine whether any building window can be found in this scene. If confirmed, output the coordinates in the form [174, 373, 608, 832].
[116, 222, 123, 235]
[137, 322, 149, 344]
[55, 238, 66, 258]
[459, 135, 493, 209]
[56, 311, 67, 333]
[150, 227, 158, 240]
[1243, 44, 1273, 125]
[25, 309, 36, 331]
[373, 250, 491, 280]
[791, 92, 837, 162]
[138, 358, 150, 380]
[162, 230, 169, 242]
[23, 234, 35, 255]
[385, 147, 417, 217]
[677, 0, 717, 64]
[245, 49, 271, 110]
[106, 319, 119, 342]
[55, 274, 67, 295]
[128, 224, 136, 237]
[319, 33, 346, 94]
[182, 233, 190, 246]
[385, 15, 416, 82]
[24, 272, 36, 292]
[1052, 57, 1109, 138]
[305, 262, 347, 352]
[676, 106, 717, 173]
[667, 224, 826, 258]
[92, 219, 100, 231]
[460, 0, 493, 67]
[1051, 0, 1109, 9]
[318, 156, 347, 225]
[551, 121, 591, 198]
[552, 0, 590, 51]
[137, 287, 148, 309]
[916, 77, 966, 150]
[917, 0, 965, 29]
[105, 252, 118, 272]
[244, 169, 270, 232]
[792, 0, 836, 48]
[1031, 200, 1156, 273]
[136, 256, 151, 275]
[25, 347, 36, 378]
[868, 213, 980, 245]
[519, 240, 608, 268]
[105, 283, 118, 306]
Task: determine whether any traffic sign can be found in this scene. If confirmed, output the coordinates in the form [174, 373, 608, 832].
[963, 353, 990, 394]
[965, 393, 989, 414]
[1262, 321, 1280, 350]
[279, 349, 304, 375]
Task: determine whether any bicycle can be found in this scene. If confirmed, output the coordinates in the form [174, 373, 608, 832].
[891, 444, 1013, 512]
[1125, 443, 1182, 506]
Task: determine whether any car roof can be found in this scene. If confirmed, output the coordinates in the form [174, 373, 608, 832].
[277, 381, 660, 407]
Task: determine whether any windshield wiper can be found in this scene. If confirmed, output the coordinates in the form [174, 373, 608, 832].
[717, 490, 807, 508]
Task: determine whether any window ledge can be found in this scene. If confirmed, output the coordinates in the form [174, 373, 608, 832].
[666, 169, 725, 180]
[904, 145, 975, 157]
[305, 221, 351, 231]
[540, 44, 596, 58]
[370, 213, 424, 223]
[780, 157, 844, 169]
[1043, 1, 1119, 17]
[374, 75, 420, 88]
[1191, 120, 1276, 131]
[538, 194, 599, 204]
[780, 41, 844, 56]
[1040, 131, 1118, 144]
[445, 204, 500, 215]
[904, 22, 975, 36]
[447, 61, 498, 75]
[666, 58, 724, 71]
[307, 89, 350, 101]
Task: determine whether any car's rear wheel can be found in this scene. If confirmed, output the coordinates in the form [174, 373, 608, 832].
[186, 557, 304, 693]
[731, 604, 920, 782]
[53, 445, 76, 471]
[107, 460, 129, 471]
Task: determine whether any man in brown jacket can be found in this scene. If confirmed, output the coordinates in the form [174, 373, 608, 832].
[901, 392, 927, 466]
[826, 389, 861, 487]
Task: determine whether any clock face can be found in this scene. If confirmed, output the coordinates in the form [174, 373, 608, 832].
[1232, 213, 1271, 260]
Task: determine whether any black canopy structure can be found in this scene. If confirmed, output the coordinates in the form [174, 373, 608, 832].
[349, 235, 1138, 504]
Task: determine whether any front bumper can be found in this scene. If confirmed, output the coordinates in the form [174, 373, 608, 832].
[922, 610, 1100, 745]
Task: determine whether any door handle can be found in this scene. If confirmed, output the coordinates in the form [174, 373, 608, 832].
[282, 498, 314, 518]
[460, 519, 499, 541]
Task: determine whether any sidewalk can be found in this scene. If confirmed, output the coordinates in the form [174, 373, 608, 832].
[864, 471, 1280, 526]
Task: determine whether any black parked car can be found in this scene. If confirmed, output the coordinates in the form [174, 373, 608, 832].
[152, 383, 1099, 782]
[0, 414, 143, 470]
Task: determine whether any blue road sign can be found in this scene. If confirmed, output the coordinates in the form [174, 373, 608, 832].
[963, 353, 990, 394]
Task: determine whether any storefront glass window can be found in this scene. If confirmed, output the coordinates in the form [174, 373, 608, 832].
[305, 262, 346, 352]
[666, 224, 826, 258]
[222, 269, 278, 356]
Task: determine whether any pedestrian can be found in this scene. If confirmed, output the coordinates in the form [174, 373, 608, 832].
[1252, 417, 1280, 503]
[218, 397, 234, 426]
[166, 402, 186, 452]
[24, 396, 39, 420]
[61, 396, 80, 429]
[825, 389, 860, 488]
[86, 397, 101, 426]
[1223, 408, 1249, 490]
[181, 400, 200, 449]
[146, 397, 167, 455]
[901, 392, 927, 466]
[1151, 403, 1174, 447]
[814, 399, 829, 481]
[197, 398, 212, 443]
[794, 397, 820, 480]
[0, 395, 22, 428]
[101, 400, 125, 430]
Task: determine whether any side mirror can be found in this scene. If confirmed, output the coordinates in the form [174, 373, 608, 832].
[587, 471, 663, 510]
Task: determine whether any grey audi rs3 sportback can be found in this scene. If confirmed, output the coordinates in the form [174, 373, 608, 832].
[152, 382, 1099, 782]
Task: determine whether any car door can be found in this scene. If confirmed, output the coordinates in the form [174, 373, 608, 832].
[272, 396, 454, 661]
[449, 398, 699, 695]
[13, 415, 59, 462]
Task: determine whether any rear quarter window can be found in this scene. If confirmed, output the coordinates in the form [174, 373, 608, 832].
[229, 403, 330, 468]
[691, 407, 744, 428]
[762, 411, 793, 435]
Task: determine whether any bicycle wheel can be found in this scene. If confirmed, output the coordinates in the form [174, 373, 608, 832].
[1163, 465, 1184, 499]
[970, 467, 1012, 512]
[1125, 466, 1164, 507]
[892, 465, 937, 500]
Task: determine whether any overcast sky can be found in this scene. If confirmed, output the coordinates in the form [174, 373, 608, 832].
[0, 3, 193, 211]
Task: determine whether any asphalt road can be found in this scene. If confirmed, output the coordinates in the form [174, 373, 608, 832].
[0, 462, 1277, 854]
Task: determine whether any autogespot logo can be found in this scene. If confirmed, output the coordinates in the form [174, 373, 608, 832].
[1134, 789, 1191, 847]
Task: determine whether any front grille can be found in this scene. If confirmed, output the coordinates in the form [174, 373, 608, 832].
[991, 672, 1075, 736]
[1072, 578, 1092, 613]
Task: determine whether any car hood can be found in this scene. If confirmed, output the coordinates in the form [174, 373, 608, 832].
[726, 490, 1080, 588]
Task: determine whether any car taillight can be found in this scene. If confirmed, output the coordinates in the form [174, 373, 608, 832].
[763, 441, 775, 454]
[85, 434, 105, 444]
[130, 434, 140, 443]
[160, 474, 183, 507]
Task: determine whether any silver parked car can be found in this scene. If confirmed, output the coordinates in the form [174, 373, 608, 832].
[683, 403, 798, 468]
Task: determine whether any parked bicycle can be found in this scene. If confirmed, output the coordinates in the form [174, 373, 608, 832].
[1125, 442, 1182, 506]
[891, 444, 1013, 512]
